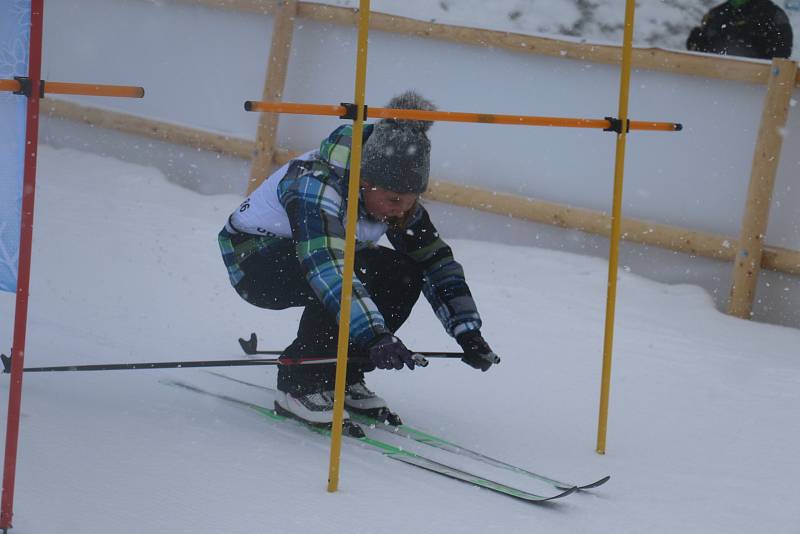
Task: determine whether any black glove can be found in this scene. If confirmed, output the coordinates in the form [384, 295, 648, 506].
[457, 331, 500, 372]
[367, 333, 416, 371]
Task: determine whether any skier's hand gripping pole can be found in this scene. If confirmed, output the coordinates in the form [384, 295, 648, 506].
[366, 333, 419, 370]
[457, 331, 501, 372]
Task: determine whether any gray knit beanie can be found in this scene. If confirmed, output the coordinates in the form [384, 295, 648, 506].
[361, 91, 436, 194]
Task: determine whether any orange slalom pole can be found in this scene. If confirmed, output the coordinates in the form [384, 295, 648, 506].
[44, 82, 144, 98]
[629, 121, 682, 132]
[0, 80, 19, 92]
[244, 100, 681, 132]
[244, 101, 342, 116]
[0, 79, 144, 98]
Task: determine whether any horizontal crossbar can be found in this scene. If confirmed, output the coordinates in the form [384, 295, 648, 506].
[244, 100, 682, 132]
[0, 78, 144, 98]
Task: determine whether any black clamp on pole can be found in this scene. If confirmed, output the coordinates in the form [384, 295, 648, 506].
[604, 116, 630, 134]
[13, 76, 45, 98]
[339, 102, 368, 120]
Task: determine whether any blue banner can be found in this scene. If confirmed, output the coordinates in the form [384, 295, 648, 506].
[0, 1, 30, 292]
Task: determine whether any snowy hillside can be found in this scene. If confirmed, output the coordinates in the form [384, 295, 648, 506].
[1, 146, 799, 533]
[322, 0, 800, 57]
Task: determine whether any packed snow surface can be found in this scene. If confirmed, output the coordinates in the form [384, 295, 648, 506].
[1, 147, 798, 533]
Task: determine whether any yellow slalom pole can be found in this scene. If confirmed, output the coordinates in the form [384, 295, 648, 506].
[327, 0, 371, 493]
[596, 0, 636, 455]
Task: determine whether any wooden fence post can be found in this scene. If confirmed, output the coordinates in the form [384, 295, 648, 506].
[247, 0, 297, 194]
[728, 58, 797, 318]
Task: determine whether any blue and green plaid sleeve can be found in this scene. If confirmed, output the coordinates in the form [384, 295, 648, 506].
[278, 172, 389, 346]
[388, 205, 482, 338]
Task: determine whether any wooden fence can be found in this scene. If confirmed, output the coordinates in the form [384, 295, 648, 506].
[44, 0, 800, 318]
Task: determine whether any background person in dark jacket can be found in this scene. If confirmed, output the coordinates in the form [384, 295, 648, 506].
[687, 0, 793, 59]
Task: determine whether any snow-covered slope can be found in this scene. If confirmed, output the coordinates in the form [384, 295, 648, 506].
[1, 147, 798, 533]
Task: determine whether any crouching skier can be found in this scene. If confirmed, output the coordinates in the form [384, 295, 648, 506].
[218, 90, 499, 432]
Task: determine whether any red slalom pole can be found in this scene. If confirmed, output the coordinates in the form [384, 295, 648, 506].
[1, 0, 44, 530]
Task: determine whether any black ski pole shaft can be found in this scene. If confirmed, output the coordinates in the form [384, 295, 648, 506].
[0, 352, 432, 374]
[0, 353, 350, 373]
[244, 347, 461, 358]
[238, 332, 462, 358]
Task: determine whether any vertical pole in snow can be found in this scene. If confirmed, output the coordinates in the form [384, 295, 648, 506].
[1, 0, 44, 529]
[596, 0, 636, 455]
[327, 0, 370, 493]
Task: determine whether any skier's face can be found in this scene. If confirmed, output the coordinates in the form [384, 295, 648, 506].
[361, 183, 418, 225]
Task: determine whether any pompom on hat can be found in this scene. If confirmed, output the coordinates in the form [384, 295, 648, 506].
[360, 90, 436, 194]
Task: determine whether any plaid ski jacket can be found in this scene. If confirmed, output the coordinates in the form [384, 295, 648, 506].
[221, 124, 481, 347]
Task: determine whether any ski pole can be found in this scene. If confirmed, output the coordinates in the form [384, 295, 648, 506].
[0, 353, 335, 373]
[238, 332, 466, 359]
[0, 352, 432, 374]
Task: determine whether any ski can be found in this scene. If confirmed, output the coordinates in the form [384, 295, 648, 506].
[162, 378, 577, 503]
[349, 413, 610, 491]
[205, 371, 610, 491]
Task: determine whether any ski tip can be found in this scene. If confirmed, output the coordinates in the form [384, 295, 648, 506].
[514, 484, 577, 503]
[578, 475, 611, 490]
